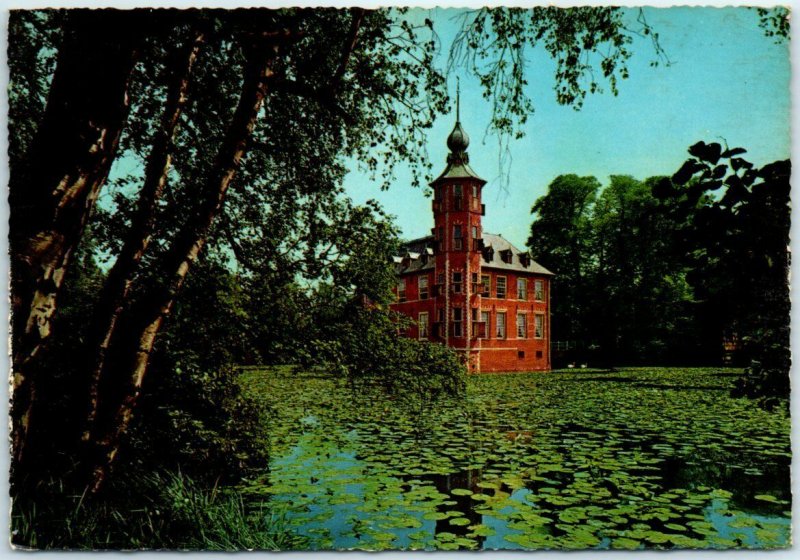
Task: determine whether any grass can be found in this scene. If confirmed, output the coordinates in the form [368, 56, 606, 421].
[11, 470, 305, 550]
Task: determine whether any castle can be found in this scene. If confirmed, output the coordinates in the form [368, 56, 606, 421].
[390, 102, 552, 373]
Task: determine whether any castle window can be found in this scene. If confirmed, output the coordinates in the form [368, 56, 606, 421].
[496, 276, 507, 299]
[496, 311, 506, 339]
[453, 271, 462, 293]
[453, 225, 463, 250]
[534, 313, 545, 339]
[534, 279, 544, 301]
[419, 276, 429, 300]
[517, 278, 527, 300]
[472, 225, 478, 241]
[472, 184, 478, 198]
[480, 274, 490, 296]
[454, 184, 463, 210]
[453, 307, 463, 337]
[517, 312, 527, 339]
[398, 279, 406, 302]
[418, 312, 429, 340]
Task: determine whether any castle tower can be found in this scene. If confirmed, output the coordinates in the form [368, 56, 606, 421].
[430, 84, 487, 371]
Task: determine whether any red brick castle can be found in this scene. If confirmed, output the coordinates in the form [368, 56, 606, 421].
[390, 99, 553, 373]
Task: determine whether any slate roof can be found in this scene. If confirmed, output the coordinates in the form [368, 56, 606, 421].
[430, 159, 486, 185]
[394, 233, 554, 276]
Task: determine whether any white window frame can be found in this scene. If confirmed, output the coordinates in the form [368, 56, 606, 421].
[517, 278, 527, 300]
[496, 311, 507, 339]
[398, 279, 406, 302]
[534, 279, 544, 302]
[418, 312, 429, 340]
[517, 312, 527, 339]
[496, 276, 507, 299]
[480, 310, 490, 339]
[534, 313, 545, 339]
[419, 276, 429, 300]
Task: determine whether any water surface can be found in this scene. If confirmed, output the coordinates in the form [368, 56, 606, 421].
[241, 367, 791, 550]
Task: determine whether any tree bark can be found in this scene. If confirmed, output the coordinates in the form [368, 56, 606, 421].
[83, 33, 292, 493]
[82, 29, 206, 443]
[10, 10, 145, 466]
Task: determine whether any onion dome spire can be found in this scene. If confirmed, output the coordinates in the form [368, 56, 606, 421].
[446, 78, 470, 162]
[430, 77, 486, 186]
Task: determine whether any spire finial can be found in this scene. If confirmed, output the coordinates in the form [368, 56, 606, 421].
[456, 77, 461, 123]
[446, 77, 469, 155]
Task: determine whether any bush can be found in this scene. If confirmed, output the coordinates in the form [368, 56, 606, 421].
[310, 303, 466, 408]
[124, 364, 271, 486]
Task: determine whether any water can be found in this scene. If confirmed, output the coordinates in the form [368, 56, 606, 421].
[242, 367, 791, 550]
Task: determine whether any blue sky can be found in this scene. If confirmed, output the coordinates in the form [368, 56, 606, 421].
[343, 7, 791, 250]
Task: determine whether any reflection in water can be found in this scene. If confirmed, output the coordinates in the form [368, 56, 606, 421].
[245, 368, 791, 550]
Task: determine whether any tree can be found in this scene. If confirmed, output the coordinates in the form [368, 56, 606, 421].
[528, 173, 705, 367]
[9, 9, 151, 463]
[10, 6, 672, 492]
[528, 174, 599, 356]
[590, 176, 695, 365]
[654, 142, 790, 404]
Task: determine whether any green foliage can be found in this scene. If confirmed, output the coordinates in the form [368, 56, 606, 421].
[309, 304, 466, 408]
[451, 8, 668, 135]
[528, 174, 599, 348]
[244, 366, 790, 550]
[11, 471, 302, 550]
[529, 143, 789, 386]
[756, 7, 790, 43]
[7, 10, 63, 171]
[659, 142, 790, 403]
[528, 173, 694, 366]
[127, 363, 271, 486]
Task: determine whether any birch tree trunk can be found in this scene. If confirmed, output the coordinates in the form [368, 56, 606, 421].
[10, 10, 145, 466]
[83, 34, 290, 493]
[82, 29, 206, 442]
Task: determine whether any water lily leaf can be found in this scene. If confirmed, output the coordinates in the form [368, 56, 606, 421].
[754, 494, 779, 503]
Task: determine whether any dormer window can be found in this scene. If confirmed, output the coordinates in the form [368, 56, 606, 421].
[500, 249, 513, 264]
[520, 253, 531, 267]
[482, 246, 494, 263]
